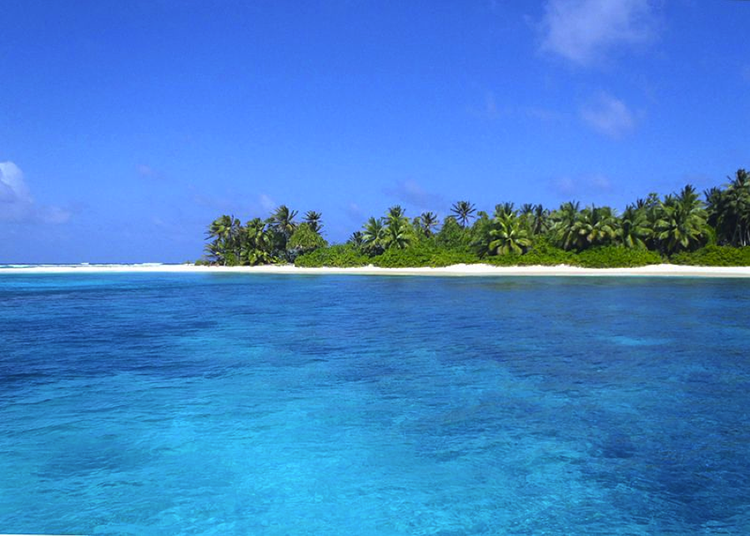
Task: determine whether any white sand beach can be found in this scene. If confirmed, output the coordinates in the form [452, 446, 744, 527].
[2, 263, 750, 277]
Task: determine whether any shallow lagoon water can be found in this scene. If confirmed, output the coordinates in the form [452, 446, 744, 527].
[1, 274, 749, 535]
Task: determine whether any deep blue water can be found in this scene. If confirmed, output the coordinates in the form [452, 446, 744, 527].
[1, 274, 749, 535]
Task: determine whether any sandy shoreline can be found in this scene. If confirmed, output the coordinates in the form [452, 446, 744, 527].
[1, 263, 750, 278]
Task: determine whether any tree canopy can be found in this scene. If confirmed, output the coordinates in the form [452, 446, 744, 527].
[202, 168, 750, 268]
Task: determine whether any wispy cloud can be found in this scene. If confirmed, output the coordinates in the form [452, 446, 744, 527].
[190, 189, 277, 218]
[136, 164, 158, 178]
[136, 163, 171, 182]
[190, 192, 240, 214]
[346, 202, 364, 222]
[523, 106, 567, 124]
[259, 193, 276, 213]
[0, 161, 71, 224]
[580, 93, 637, 138]
[384, 180, 443, 212]
[467, 90, 501, 120]
[539, 0, 656, 65]
[551, 177, 576, 196]
[468, 89, 567, 125]
[549, 174, 613, 198]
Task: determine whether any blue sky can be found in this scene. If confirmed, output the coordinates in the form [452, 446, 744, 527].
[1, 0, 749, 263]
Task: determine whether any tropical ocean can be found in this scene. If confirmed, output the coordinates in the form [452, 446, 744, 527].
[1, 273, 749, 535]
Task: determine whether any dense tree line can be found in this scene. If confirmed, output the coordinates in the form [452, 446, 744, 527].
[203, 207, 326, 265]
[203, 169, 750, 266]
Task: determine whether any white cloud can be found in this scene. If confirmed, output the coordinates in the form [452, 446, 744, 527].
[551, 177, 576, 196]
[137, 164, 156, 177]
[540, 0, 655, 65]
[384, 180, 443, 211]
[0, 161, 70, 224]
[136, 164, 166, 181]
[0, 162, 31, 202]
[191, 190, 278, 217]
[259, 193, 276, 213]
[580, 93, 637, 138]
[549, 174, 613, 197]
[589, 174, 612, 191]
[37, 206, 72, 224]
[346, 202, 364, 222]
[467, 90, 502, 120]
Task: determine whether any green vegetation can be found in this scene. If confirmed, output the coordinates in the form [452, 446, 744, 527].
[573, 247, 663, 269]
[483, 240, 574, 266]
[203, 205, 324, 266]
[372, 245, 480, 268]
[288, 223, 328, 261]
[294, 244, 369, 268]
[671, 245, 750, 267]
[202, 168, 750, 268]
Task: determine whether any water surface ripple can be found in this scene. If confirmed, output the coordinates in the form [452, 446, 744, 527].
[1, 274, 749, 534]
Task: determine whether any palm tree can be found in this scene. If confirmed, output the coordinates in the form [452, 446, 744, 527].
[304, 210, 323, 234]
[527, 204, 550, 236]
[267, 205, 298, 257]
[536, 205, 551, 234]
[383, 205, 412, 249]
[494, 202, 516, 218]
[420, 212, 439, 237]
[207, 214, 240, 245]
[728, 169, 750, 246]
[241, 218, 273, 265]
[362, 217, 385, 255]
[387, 205, 405, 220]
[638, 193, 662, 250]
[348, 231, 364, 247]
[203, 241, 225, 265]
[619, 205, 650, 249]
[268, 205, 298, 239]
[205, 214, 241, 265]
[569, 205, 619, 250]
[655, 185, 708, 254]
[488, 211, 531, 255]
[451, 200, 476, 228]
[704, 186, 723, 231]
[552, 201, 581, 250]
[714, 169, 750, 247]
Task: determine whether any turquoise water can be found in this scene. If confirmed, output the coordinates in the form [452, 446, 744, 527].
[1, 274, 749, 535]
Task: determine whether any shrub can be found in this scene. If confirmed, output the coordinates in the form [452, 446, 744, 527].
[427, 249, 482, 267]
[572, 246, 662, 268]
[372, 247, 434, 268]
[671, 245, 750, 266]
[294, 244, 370, 268]
[483, 240, 574, 266]
[521, 241, 575, 265]
[371, 245, 481, 268]
[483, 245, 662, 269]
[288, 223, 327, 251]
[295, 242, 750, 269]
[224, 252, 241, 266]
[287, 223, 327, 261]
[434, 217, 472, 250]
